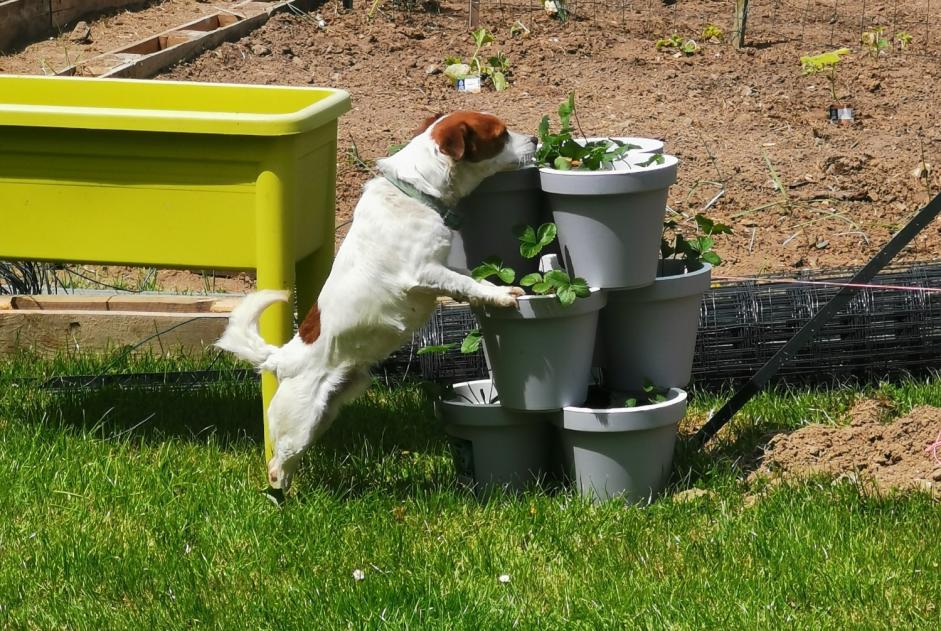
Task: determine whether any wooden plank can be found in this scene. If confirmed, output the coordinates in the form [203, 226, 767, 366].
[59, 0, 295, 78]
[6, 295, 234, 313]
[0, 0, 51, 53]
[0, 309, 230, 355]
[50, 0, 148, 29]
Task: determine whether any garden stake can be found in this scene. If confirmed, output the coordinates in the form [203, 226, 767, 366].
[695, 189, 941, 447]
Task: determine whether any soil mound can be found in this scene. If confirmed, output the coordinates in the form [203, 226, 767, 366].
[751, 399, 941, 496]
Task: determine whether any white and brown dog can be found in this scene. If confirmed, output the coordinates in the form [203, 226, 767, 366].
[217, 112, 536, 491]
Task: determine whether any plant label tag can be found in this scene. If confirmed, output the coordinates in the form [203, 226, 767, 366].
[457, 75, 481, 93]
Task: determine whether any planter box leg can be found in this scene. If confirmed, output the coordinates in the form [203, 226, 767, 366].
[255, 163, 296, 462]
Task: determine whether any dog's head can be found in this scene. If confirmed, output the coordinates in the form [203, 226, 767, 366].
[377, 111, 536, 205]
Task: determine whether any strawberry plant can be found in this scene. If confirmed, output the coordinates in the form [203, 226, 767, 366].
[535, 93, 642, 171]
[702, 24, 723, 41]
[661, 213, 732, 267]
[443, 28, 510, 91]
[624, 381, 670, 408]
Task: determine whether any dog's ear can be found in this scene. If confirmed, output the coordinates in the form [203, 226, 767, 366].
[432, 120, 468, 161]
[413, 113, 444, 137]
[431, 113, 508, 162]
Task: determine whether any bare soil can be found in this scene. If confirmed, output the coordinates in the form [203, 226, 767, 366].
[2, 0, 941, 291]
[751, 398, 941, 497]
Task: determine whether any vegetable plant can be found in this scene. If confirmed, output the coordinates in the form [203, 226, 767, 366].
[655, 34, 699, 56]
[535, 93, 642, 171]
[894, 31, 913, 50]
[660, 213, 732, 267]
[443, 28, 510, 91]
[800, 48, 851, 101]
[702, 24, 723, 41]
[861, 27, 890, 57]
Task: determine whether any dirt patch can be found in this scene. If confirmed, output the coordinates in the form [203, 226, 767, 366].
[158, 4, 941, 277]
[751, 399, 941, 496]
[3, 1, 941, 291]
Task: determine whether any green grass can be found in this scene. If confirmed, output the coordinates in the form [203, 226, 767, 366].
[1, 352, 939, 628]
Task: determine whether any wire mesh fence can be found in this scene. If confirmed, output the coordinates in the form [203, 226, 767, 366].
[392, 261, 941, 388]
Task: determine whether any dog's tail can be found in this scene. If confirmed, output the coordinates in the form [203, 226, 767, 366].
[216, 290, 290, 367]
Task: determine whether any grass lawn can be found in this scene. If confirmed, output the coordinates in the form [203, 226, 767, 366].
[1, 351, 939, 628]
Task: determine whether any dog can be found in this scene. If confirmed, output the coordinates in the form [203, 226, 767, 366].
[217, 112, 537, 491]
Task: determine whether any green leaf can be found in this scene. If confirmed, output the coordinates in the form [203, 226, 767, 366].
[536, 223, 557, 248]
[701, 251, 722, 265]
[491, 71, 508, 92]
[537, 115, 550, 141]
[471, 256, 513, 283]
[556, 286, 576, 306]
[558, 92, 575, 130]
[496, 266, 515, 284]
[520, 272, 543, 287]
[570, 277, 590, 297]
[531, 282, 552, 295]
[472, 28, 494, 48]
[417, 343, 457, 355]
[639, 153, 666, 167]
[624, 397, 638, 408]
[461, 329, 482, 354]
[543, 270, 571, 287]
[553, 156, 572, 170]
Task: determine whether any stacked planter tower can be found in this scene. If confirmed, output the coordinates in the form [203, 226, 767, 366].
[436, 136, 712, 503]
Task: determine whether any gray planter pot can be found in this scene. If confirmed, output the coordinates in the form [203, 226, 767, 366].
[555, 388, 687, 503]
[435, 379, 555, 492]
[448, 166, 552, 274]
[599, 260, 711, 391]
[540, 152, 679, 289]
[472, 289, 607, 411]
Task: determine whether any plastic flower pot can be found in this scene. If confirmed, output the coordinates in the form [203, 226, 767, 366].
[540, 152, 679, 289]
[435, 379, 556, 492]
[472, 289, 607, 411]
[598, 260, 711, 391]
[448, 166, 552, 274]
[555, 388, 687, 503]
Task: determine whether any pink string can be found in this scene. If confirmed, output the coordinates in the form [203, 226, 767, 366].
[926, 428, 941, 466]
[713, 275, 941, 294]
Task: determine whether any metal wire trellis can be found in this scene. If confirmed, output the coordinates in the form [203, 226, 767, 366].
[393, 261, 941, 388]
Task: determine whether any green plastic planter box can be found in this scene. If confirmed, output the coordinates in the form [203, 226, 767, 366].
[0, 75, 351, 459]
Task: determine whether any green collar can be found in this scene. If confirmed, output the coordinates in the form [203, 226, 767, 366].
[383, 174, 462, 229]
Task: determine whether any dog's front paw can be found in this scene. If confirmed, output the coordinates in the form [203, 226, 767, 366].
[491, 285, 525, 308]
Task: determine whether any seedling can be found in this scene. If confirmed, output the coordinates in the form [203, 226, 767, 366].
[894, 31, 913, 50]
[661, 213, 732, 267]
[443, 28, 510, 91]
[800, 48, 850, 101]
[543, 0, 568, 22]
[509, 20, 530, 38]
[702, 24, 723, 41]
[535, 93, 641, 171]
[861, 27, 889, 57]
[624, 382, 670, 408]
[655, 34, 699, 55]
